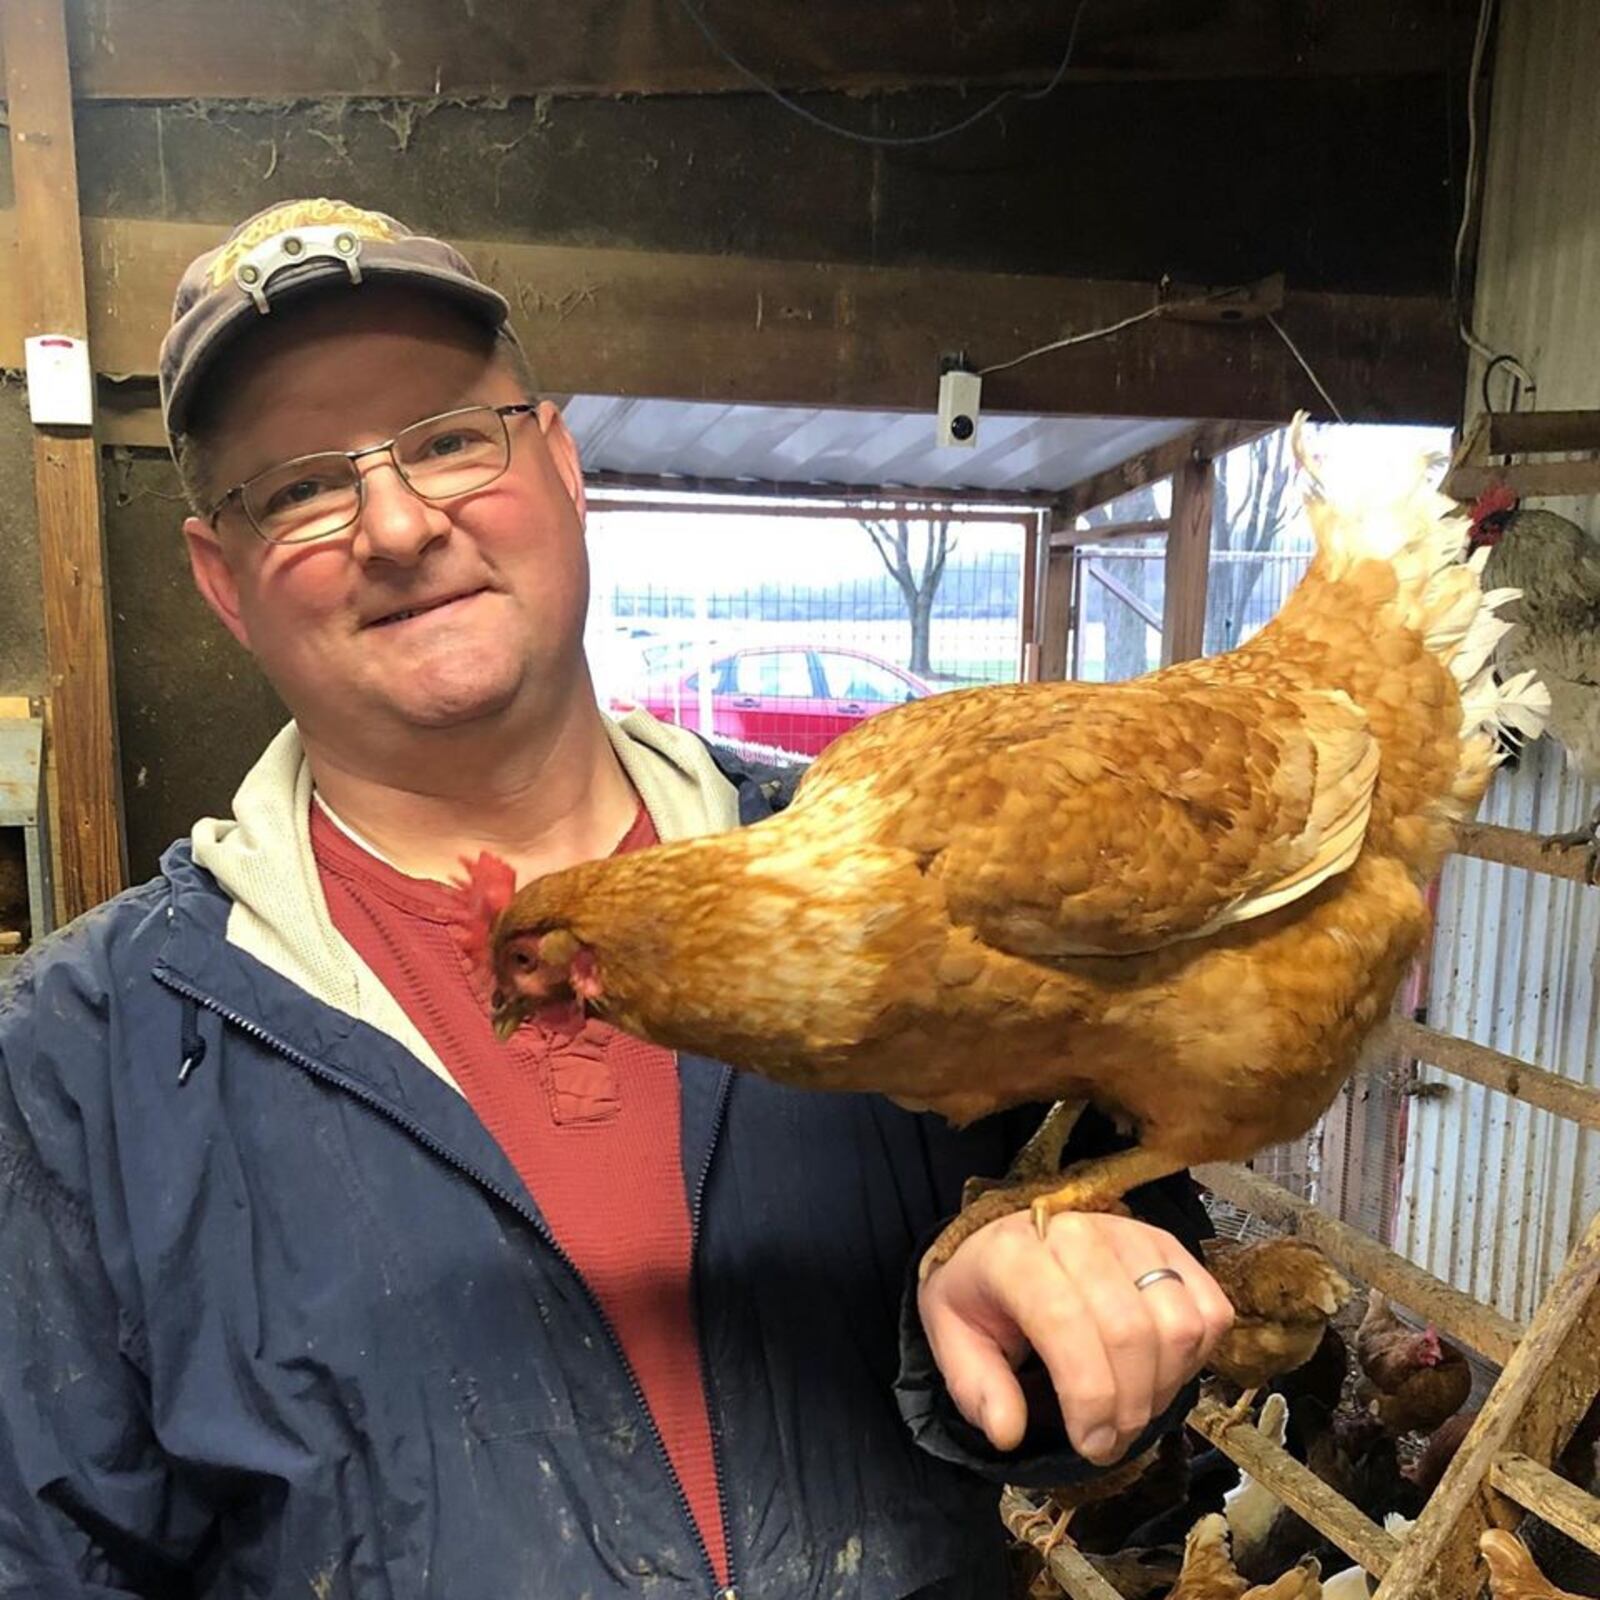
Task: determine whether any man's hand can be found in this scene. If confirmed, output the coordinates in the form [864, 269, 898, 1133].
[917, 1210, 1233, 1464]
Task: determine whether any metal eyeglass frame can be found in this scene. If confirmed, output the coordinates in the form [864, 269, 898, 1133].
[205, 402, 539, 543]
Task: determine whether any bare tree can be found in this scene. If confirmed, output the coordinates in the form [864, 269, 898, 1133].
[861, 512, 956, 677]
[1204, 429, 1297, 655]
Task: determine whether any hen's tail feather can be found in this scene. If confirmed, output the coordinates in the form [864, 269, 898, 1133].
[1289, 414, 1552, 759]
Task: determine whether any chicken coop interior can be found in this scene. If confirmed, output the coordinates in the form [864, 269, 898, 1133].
[1, 1, 1598, 1598]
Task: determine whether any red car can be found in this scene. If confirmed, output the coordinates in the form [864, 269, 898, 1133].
[613, 644, 934, 757]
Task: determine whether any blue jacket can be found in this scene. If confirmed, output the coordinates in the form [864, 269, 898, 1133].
[0, 747, 1207, 1599]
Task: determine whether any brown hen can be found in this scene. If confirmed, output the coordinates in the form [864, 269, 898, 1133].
[488, 429, 1547, 1265]
[1202, 1237, 1352, 1419]
[1354, 1291, 1471, 1438]
[1481, 1529, 1589, 1600]
[1169, 1513, 1324, 1600]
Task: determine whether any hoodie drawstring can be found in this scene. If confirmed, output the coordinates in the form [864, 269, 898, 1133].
[178, 995, 207, 1085]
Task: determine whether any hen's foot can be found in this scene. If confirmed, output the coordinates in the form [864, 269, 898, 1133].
[961, 1099, 1088, 1209]
[1026, 1145, 1193, 1240]
[1012, 1503, 1077, 1561]
[1542, 802, 1600, 884]
[925, 1143, 1188, 1281]
[1219, 1385, 1261, 1428]
[923, 1173, 1086, 1281]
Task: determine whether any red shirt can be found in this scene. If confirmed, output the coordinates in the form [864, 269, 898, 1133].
[310, 801, 728, 1586]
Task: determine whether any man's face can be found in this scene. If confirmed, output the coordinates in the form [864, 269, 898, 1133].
[183, 287, 590, 758]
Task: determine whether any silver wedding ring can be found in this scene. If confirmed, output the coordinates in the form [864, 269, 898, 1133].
[1133, 1266, 1185, 1292]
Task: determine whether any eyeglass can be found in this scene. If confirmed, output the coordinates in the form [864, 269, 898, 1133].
[208, 402, 538, 544]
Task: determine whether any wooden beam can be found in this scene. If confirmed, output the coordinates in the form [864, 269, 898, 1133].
[1195, 1162, 1524, 1366]
[1489, 1454, 1600, 1557]
[1189, 1396, 1404, 1577]
[1386, 1017, 1600, 1133]
[2, 1, 126, 917]
[1162, 457, 1213, 665]
[1049, 519, 1170, 549]
[1489, 409, 1600, 456]
[1443, 409, 1600, 500]
[1000, 1488, 1129, 1600]
[1454, 821, 1597, 885]
[1053, 422, 1273, 520]
[1371, 1209, 1600, 1600]
[0, 214, 1465, 426]
[1038, 546, 1073, 682]
[1084, 561, 1161, 631]
[1019, 512, 1043, 683]
[0, 0, 1471, 101]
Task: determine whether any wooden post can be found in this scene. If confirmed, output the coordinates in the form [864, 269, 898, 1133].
[2, 0, 126, 915]
[1018, 512, 1044, 682]
[1162, 456, 1214, 665]
[1371, 1207, 1600, 1600]
[1038, 545, 1074, 682]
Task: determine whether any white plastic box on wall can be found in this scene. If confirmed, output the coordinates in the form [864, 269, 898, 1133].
[23, 334, 94, 427]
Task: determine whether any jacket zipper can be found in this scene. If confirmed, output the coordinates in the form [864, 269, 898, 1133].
[156, 971, 737, 1600]
[688, 1062, 739, 1600]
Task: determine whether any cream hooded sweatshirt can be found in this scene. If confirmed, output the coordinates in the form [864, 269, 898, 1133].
[188, 710, 740, 1090]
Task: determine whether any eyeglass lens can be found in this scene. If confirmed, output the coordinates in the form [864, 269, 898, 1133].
[243, 407, 512, 542]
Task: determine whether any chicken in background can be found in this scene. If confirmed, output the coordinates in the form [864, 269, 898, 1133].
[1080, 1545, 1185, 1599]
[1009, 1432, 1180, 1560]
[1170, 1512, 1323, 1600]
[1245, 1563, 1323, 1600]
[1201, 1237, 1352, 1420]
[1468, 485, 1600, 878]
[1522, 1392, 1600, 1599]
[1224, 1393, 1291, 1573]
[1171, 1513, 1252, 1600]
[477, 427, 1549, 1265]
[1402, 1400, 1600, 1594]
[1062, 1426, 1193, 1553]
[1354, 1291, 1471, 1438]
[1482, 1529, 1590, 1600]
[1237, 1400, 1421, 1586]
[1403, 1408, 1478, 1496]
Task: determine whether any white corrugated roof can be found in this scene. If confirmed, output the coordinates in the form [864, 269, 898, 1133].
[563, 394, 1192, 497]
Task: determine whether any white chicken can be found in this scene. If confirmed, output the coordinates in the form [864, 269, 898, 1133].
[1224, 1392, 1292, 1570]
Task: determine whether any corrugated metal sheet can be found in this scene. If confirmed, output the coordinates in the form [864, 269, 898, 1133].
[1399, 744, 1600, 1323]
[563, 394, 1192, 496]
[1394, 0, 1600, 1321]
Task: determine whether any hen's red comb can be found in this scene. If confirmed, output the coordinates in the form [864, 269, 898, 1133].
[1470, 480, 1519, 530]
[449, 851, 518, 975]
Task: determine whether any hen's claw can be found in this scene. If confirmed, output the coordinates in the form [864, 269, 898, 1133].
[1542, 802, 1600, 884]
[921, 1173, 1081, 1281]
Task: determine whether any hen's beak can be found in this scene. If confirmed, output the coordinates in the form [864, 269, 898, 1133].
[491, 990, 527, 1043]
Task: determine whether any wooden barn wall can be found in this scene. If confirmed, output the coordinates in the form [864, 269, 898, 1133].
[1, 6, 1479, 876]
[0, 385, 47, 696]
[1396, 0, 1600, 1324]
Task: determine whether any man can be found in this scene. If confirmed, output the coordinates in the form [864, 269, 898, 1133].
[0, 199, 1231, 1598]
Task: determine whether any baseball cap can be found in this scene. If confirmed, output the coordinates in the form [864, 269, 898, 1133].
[158, 197, 517, 442]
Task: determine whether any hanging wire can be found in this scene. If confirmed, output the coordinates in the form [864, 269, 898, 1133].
[978, 301, 1171, 377]
[1453, 0, 1536, 403]
[670, 0, 1090, 148]
[1266, 313, 1345, 423]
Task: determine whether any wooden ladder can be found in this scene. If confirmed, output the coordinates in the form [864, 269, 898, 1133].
[1008, 1165, 1600, 1599]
